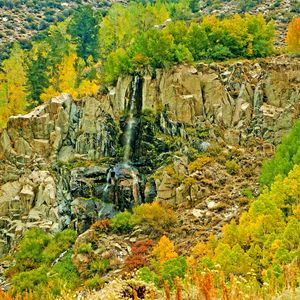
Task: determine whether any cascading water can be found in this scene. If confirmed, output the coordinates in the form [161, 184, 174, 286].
[123, 75, 141, 163]
[102, 75, 144, 211]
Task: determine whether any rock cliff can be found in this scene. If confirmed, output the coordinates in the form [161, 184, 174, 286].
[0, 57, 299, 256]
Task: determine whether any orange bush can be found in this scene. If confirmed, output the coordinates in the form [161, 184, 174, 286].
[90, 219, 111, 232]
[124, 239, 154, 271]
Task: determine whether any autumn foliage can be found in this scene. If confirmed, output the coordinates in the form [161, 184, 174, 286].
[124, 239, 154, 271]
[286, 18, 300, 53]
[152, 236, 178, 265]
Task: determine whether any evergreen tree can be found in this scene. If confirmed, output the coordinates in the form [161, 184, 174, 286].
[67, 6, 101, 62]
[26, 51, 49, 108]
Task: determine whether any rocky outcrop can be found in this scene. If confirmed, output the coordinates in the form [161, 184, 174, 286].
[0, 94, 120, 255]
[106, 57, 300, 145]
[0, 58, 299, 256]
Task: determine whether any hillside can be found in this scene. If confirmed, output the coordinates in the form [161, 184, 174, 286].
[0, 0, 300, 299]
[0, 0, 299, 50]
[0, 57, 300, 298]
[0, 0, 111, 43]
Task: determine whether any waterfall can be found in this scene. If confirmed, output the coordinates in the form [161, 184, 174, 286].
[123, 75, 140, 163]
[101, 75, 144, 211]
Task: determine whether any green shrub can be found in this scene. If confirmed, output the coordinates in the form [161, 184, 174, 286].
[89, 258, 110, 275]
[189, 155, 213, 173]
[208, 142, 222, 157]
[261, 120, 300, 186]
[241, 187, 254, 199]
[225, 160, 240, 175]
[77, 243, 93, 254]
[50, 251, 80, 291]
[137, 267, 159, 287]
[133, 202, 176, 230]
[111, 211, 137, 233]
[7, 228, 79, 298]
[161, 256, 187, 285]
[12, 267, 48, 296]
[43, 229, 77, 263]
[15, 228, 50, 271]
[85, 275, 105, 290]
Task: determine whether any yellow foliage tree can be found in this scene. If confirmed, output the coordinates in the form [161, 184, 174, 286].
[152, 236, 177, 265]
[286, 18, 300, 53]
[40, 52, 99, 102]
[190, 242, 208, 263]
[0, 43, 27, 127]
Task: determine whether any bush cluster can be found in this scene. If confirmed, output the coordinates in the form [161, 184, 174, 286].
[7, 228, 78, 298]
[110, 202, 177, 234]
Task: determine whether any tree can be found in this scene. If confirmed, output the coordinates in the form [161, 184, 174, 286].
[244, 13, 275, 57]
[186, 22, 210, 60]
[169, 0, 192, 20]
[130, 29, 175, 69]
[152, 236, 178, 265]
[45, 21, 73, 78]
[261, 120, 300, 186]
[99, 2, 170, 59]
[286, 18, 300, 53]
[189, 0, 199, 13]
[0, 43, 27, 124]
[26, 49, 50, 107]
[67, 6, 101, 62]
[40, 52, 99, 101]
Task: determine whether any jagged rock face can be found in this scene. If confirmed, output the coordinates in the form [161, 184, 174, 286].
[106, 59, 300, 144]
[0, 94, 119, 255]
[0, 59, 299, 256]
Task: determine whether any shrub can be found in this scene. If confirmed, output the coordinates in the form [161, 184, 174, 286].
[51, 251, 80, 291]
[124, 240, 154, 271]
[90, 219, 111, 232]
[14, 228, 50, 272]
[12, 267, 48, 296]
[77, 243, 93, 254]
[133, 203, 176, 230]
[152, 236, 178, 265]
[225, 160, 240, 175]
[85, 275, 105, 290]
[125, 254, 148, 271]
[89, 258, 110, 275]
[208, 143, 223, 157]
[111, 211, 137, 233]
[189, 155, 213, 173]
[261, 120, 300, 186]
[161, 256, 187, 284]
[137, 267, 160, 287]
[43, 229, 77, 263]
[241, 187, 254, 199]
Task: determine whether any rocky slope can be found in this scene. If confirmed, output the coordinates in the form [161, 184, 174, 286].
[0, 57, 299, 260]
[0, 0, 112, 44]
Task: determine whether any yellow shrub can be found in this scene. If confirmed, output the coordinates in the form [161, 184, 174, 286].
[133, 202, 177, 230]
[189, 155, 213, 173]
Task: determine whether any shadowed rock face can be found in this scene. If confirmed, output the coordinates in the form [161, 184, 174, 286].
[105, 163, 143, 210]
[0, 59, 299, 255]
